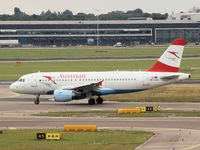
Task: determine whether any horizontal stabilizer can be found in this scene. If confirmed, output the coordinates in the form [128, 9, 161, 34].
[160, 75, 180, 80]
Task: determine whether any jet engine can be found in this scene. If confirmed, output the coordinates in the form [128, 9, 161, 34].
[54, 90, 86, 102]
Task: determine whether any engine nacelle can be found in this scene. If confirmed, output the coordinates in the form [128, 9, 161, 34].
[54, 90, 85, 102]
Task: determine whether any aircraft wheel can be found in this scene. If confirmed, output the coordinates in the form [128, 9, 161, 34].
[96, 97, 103, 104]
[88, 99, 95, 105]
[34, 94, 40, 105]
[34, 100, 39, 105]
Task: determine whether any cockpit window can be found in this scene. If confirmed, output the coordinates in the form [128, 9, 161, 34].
[18, 78, 25, 82]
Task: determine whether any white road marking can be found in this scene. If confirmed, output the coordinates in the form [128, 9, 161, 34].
[90, 109, 103, 111]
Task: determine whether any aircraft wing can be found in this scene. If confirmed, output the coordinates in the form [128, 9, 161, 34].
[160, 75, 180, 80]
[60, 80, 103, 93]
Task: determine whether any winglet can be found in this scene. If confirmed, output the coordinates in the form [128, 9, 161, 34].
[98, 80, 103, 86]
[147, 39, 186, 72]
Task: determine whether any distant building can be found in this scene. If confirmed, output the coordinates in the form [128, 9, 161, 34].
[169, 12, 200, 22]
[0, 20, 200, 46]
[169, 7, 200, 22]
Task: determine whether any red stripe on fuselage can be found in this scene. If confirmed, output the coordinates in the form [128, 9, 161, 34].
[147, 61, 179, 72]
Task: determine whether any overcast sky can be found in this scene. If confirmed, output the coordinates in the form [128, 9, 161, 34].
[1, 0, 200, 15]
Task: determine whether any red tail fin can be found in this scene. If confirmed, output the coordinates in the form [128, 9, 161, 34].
[147, 39, 186, 72]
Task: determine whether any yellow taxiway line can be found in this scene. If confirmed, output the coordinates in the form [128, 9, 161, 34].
[0, 93, 20, 99]
[182, 144, 200, 150]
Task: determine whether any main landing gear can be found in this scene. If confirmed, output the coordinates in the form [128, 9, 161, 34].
[96, 97, 103, 104]
[34, 94, 40, 105]
[88, 97, 104, 105]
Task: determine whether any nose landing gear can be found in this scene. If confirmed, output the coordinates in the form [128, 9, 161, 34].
[34, 95, 40, 105]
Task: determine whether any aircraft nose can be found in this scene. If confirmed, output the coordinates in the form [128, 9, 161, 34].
[9, 83, 14, 91]
[9, 82, 17, 92]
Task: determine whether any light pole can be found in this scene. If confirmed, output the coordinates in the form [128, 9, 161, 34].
[96, 9, 100, 47]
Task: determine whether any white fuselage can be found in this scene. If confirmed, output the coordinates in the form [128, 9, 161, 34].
[10, 71, 190, 96]
[9, 38, 189, 104]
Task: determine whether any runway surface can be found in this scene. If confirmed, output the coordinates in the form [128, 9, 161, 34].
[1, 85, 200, 150]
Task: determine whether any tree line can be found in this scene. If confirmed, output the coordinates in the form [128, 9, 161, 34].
[0, 7, 168, 20]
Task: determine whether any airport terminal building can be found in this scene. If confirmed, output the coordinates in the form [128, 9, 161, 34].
[0, 20, 200, 46]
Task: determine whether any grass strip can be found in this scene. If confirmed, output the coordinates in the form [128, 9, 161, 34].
[0, 46, 200, 59]
[0, 59, 199, 80]
[105, 84, 200, 103]
[34, 110, 200, 118]
[0, 129, 153, 150]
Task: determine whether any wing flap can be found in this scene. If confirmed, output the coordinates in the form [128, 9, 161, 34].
[61, 80, 103, 93]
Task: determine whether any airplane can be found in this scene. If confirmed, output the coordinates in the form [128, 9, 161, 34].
[10, 39, 190, 105]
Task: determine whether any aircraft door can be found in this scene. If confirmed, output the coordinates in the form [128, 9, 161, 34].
[31, 74, 38, 87]
[31, 78, 38, 87]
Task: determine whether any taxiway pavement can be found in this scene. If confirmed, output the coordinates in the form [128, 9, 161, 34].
[1, 85, 200, 150]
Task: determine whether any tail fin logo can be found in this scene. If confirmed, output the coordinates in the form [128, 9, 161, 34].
[168, 51, 180, 59]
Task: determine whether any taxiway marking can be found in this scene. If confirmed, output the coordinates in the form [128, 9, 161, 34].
[0, 93, 20, 99]
[182, 144, 200, 150]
